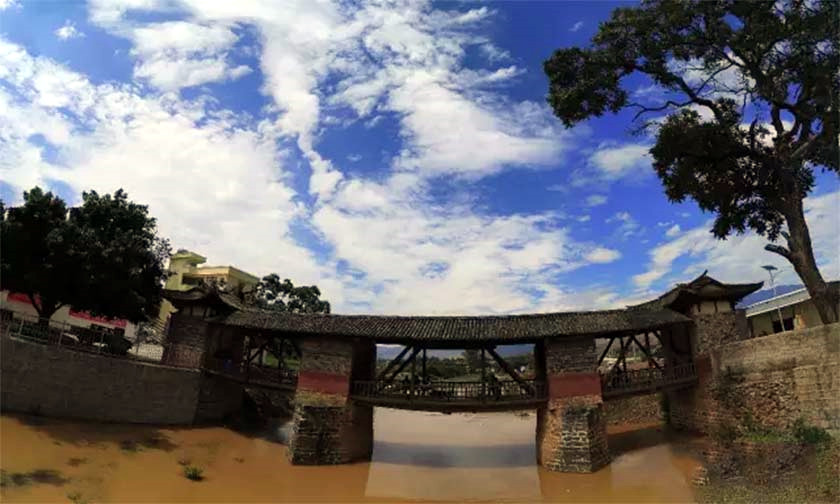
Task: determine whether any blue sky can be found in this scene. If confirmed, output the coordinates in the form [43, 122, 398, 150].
[1, 0, 837, 314]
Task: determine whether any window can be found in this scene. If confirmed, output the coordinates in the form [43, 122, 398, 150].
[772, 317, 794, 333]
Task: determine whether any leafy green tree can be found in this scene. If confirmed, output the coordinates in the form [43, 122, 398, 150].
[1, 187, 171, 322]
[462, 348, 483, 374]
[252, 273, 331, 314]
[544, 0, 838, 323]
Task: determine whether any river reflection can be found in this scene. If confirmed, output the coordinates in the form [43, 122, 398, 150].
[0, 408, 701, 503]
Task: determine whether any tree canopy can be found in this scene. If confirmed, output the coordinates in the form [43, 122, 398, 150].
[1, 187, 171, 322]
[544, 0, 838, 322]
[251, 273, 331, 314]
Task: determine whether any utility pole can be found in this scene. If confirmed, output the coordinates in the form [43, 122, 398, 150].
[762, 265, 787, 332]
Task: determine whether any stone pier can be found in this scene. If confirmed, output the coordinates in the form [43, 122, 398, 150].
[667, 310, 748, 433]
[536, 337, 609, 472]
[287, 337, 375, 465]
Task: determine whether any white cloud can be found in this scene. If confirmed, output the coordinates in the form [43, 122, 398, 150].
[0, 0, 19, 10]
[607, 211, 641, 238]
[585, 194, 607, 207]
[588, 143, 652, 180]
[633, 190, 840, 289]
[569, 21, 584, 32]
[577, 215, 591, 222]
[0, 37, 334, 300]
[55, 20, 85, 40]
[585, 247, 621, 264]
[665, 224, 681, 237]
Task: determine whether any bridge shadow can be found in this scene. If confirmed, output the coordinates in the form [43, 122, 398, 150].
[10, 413, 179, 452]
[607, 423, 703, 459]
[372, 440, 535, 468]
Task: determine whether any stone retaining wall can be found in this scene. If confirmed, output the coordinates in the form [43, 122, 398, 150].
[604, 393, 663, 426]
[670, 323, 840, 433]
[1, 336, 202, 424]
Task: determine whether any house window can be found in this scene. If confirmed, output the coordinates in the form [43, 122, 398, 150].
[772, 317, 794, 333]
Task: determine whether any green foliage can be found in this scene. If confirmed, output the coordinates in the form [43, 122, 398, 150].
[462, 349, 483, 374]
[0, 187, 171, 323]
[250, 273, 330, 314]
[544, 0, 839, 323]
[183, 465, 204, 481]
[712, 421, 740, 446]
[792, 418, 832, 446]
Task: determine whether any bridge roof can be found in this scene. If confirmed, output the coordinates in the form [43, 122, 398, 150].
[215, 307, 690, 345]
[163, 272, 762, 345]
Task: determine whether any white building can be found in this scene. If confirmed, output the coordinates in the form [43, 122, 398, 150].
[744, 281, 840, 337]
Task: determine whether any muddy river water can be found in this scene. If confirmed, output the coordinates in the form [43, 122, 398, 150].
[1, 409, 702, 502]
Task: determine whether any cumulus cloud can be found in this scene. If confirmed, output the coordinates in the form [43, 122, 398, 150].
[0, 37, 334, 300]
[633, 190, 840, 289]
[665, 224, 681, 237]
[585, 247, 621, 264]
[588, 143, 652, 180]
[1, 1, 618, 315]
[55, 20, 84, 40]
[585, 194, 607, 207]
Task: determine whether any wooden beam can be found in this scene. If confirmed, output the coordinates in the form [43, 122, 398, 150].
[376, 345, 411, 381]
[383, 346, 421, 385]
[598, 336, 616, 366]
[422, 347, 427, 384]
[607, 337, 628, 378]
[630, 333, 662, 370]
[487, 346, 534, 395]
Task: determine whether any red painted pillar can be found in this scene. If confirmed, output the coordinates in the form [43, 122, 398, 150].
[288, 336, 374, 465]
[536, 337, 609, 472]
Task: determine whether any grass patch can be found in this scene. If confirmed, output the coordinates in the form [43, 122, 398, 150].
[67, 491, 89, 504]
[0, 469, 68, 488]
[66, 458, 87, 467]
[183, 465, 204, 482]
[698, 440, 840, 504]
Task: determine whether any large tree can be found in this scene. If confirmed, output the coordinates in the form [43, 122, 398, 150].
[251, 273, 331, 314]
[544, 0, 839, 323]
[1, 187, 171, 322]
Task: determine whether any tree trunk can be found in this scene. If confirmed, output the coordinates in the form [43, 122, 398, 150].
[766, 198, 839, 324]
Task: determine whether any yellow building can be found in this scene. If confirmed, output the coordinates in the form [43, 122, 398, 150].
[157, 250, 260, 330]
[165, 250, 260, 292]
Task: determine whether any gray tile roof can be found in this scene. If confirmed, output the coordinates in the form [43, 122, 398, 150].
[216, 307, 691, 344]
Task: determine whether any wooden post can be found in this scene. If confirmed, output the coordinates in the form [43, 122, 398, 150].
[410, 346, 416, 401]
[422, 347, 427, 384]
[480, 347, 486, 403]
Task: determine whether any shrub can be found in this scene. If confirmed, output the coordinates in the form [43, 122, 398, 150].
[183, 465, 204, 481]
[792, 418, 832, 446]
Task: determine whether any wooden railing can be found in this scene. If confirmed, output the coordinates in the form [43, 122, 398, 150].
[351, 378, 547, 408]
[601, 362, 697, 398]
[202, 358, 298, 389]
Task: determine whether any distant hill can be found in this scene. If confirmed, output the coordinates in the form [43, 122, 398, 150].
[737, 284, 802, 308]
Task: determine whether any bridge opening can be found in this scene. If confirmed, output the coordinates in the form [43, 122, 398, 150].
[595, 328, 697, 400]
[353, 344, 546, 412]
